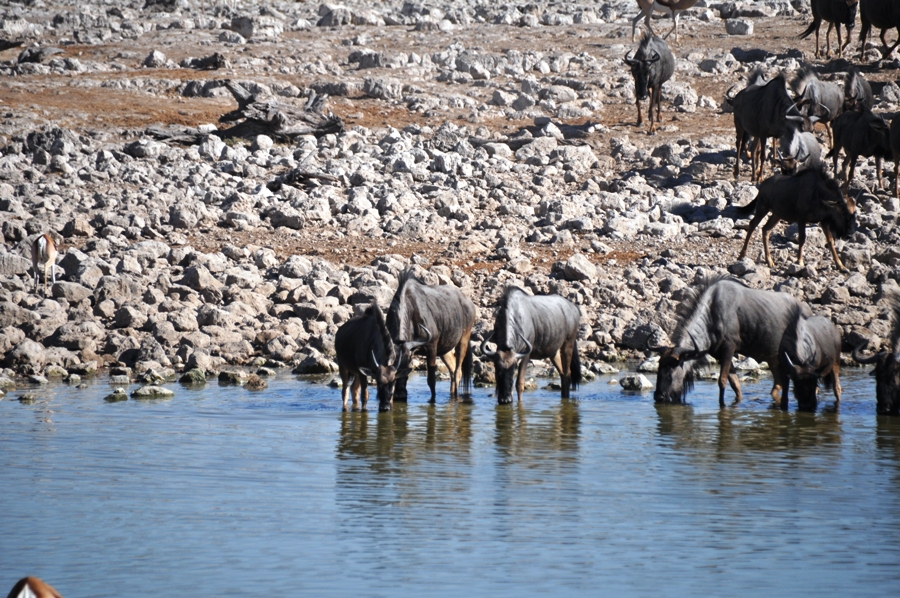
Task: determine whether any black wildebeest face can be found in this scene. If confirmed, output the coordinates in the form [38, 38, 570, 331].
[625, 50, 659, 102]
[493, 350, 519, 405]
[653, 349, 696, 404]
[854, 347, 900, 415]
[783, 354, 820, 411]
[360, 349, 410, 412]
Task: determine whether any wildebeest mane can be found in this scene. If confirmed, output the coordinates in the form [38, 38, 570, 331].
[671, 274, 744, 345]
[365, 303, 395, 362]
[388, 267, 423, 340]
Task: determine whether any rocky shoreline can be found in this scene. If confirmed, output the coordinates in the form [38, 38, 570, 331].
[1, 0, 898, 399]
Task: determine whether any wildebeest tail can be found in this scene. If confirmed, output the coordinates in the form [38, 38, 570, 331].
[733, 197, 758, 218]
[799, 20, 817, 40]
[571, 339, 582, 390]
[460, 342, 474, 395]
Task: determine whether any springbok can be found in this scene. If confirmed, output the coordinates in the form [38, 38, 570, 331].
[631, 0, 701, 42]
[31, 233, 57, 295]
[7, 577, 63, 598]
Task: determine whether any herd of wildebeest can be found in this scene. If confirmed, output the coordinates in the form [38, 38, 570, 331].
[328, 0, 900, 417]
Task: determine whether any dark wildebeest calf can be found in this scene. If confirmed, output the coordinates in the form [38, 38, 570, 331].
[828, 106, 892, 190]
[735, 167, 857, 271]
[799, 0, 859, 58]
[652, 276, 811, 407]
[387, 269, 476, 402]
[624, 32, 675, 134]
[481, 286, 581, 405]
[334, 304, 409, 412]
[778, 305, 842, 412]
[853, 297, 900, 415]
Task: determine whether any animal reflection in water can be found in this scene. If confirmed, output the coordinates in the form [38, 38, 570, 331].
[654, 403, 843, 457]
[494, 400, 580, 459]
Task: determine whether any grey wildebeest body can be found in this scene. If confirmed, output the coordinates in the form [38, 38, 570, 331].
[858, 0, 900, 60]
[387, 269, 476, 401]
[827, 107, 891, 189]
[778, 306, 842, 411]
[799, 0, 859, 58]
[624, 32, 675, 134]
[735, 168, 857, 270]
[853, 297, 900, 415]
[481, 286, 581, 405]
[792, 68, 844, 148]
[652, 277, 810, 407]
[630, 0, 701, 42]
[731, 70, 806, 182]
[844, 68, 875, 111]
[334, 304, 408, 412]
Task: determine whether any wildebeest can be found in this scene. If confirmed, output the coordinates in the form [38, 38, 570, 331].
[889, 113, 900, 197]
[792, 68, 844, 147]
[481, 286, 581, 405]
[857, 0, 900, 60]
[778, 305, 842, 411]
[843, 68, 875, 111]
[853, 296, 900, 415]
[777, 127, 823, 174]
[730, 69, 808, 182]
[799, 0, 859, 58]
[630, 0, 701, 42]
[735, 167, 857, 271]
[387, 269, 476, 401]
[31, 233, 57, 295]
[6, 577, 63, 598]
[651, 276, 810, 407]
[624, 32, 675, 134]
[827, 106, 892, 189]
[334, 303, 409, 412]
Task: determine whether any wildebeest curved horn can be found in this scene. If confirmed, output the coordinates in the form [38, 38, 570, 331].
[818, 102, 831, 119]
[647, 51, 661, 64]
[784, 352, 798, 374]
[852, 344, 881, 364]
[371, 349, 381, 369]
[623, 50, 637, 66]
[480, 331, 497, 357]
[776, 148, 785, 160]
[514, 331, 533, 360]
[647, 342, 671, 353]
[403, 324, 433, 351]
[724, 84, 738, 101]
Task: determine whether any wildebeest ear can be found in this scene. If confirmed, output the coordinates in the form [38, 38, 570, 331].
[359, 367, 375, 378]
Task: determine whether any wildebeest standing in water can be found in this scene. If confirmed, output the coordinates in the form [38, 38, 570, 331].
[799, 0, 859, 58]
[624, 32, 674, 134]
[651, 276, 811, 407]
[853, 297, 900, 415]
[334, 303, 409, 412]
[778, 305, 842, 411]
[387, 269, 476, 401]
[481, 286, 581, 405]
[734, 167, 857, 271]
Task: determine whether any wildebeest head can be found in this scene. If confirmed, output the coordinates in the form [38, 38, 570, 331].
[854, 345, 900, 415]
[625, 35, 661, 101]
[783, 352, 822, 411]
[482, 331, 532, 405]
[652, 345, 701, 403]
[844, 68, 873, 112]
[359, 345, 411, 412]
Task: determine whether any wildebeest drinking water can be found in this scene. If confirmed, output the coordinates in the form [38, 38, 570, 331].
[481, 286, 581, 405]
[387, 269, 476, 402]
[334, 303, 409, 412]
[651, 276, 810, 407]
[734, 166, 857, 271]
[778, 305, 842, 411]
[853, 296, 900, 415]
[624, 32, 674, 134]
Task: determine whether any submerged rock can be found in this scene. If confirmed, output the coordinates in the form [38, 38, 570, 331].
[131, 385, 175, 399]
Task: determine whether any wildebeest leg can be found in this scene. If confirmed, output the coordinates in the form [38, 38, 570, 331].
[441, 351, 458, 397]
[662, 9, 677, 41]
[780, 375, 790, 410]
[825, 22, 834, 58]
[515, 355, 531, 403]
[655, 85, 663, 129]
[761, 216, 781, 268]
[796, 221, 807, 267]
[737, 210, 767, 260]
[845, 155, 858, 189]
[877, 156, 884, 190]
[340, 365, 351, 411]
[648, 85, 657, 134]
[427, 350, 438, 402]
[894, 159, 900, 199]
[717, 346, 737, 407]
[826, 123, 833, 150]
[636, 97, 643, 127]
[824, 228, 848, 271]
[359, 376, 368, 410]
[734, 124, 746, 179]
[727, 372, 742, 403]
[454, 326, 473, 395]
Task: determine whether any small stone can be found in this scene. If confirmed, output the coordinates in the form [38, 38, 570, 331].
[218, 371, 245, 385]
[104, 388, 128, 403]
[109, 374, 131, 385]
[725, 19, 753, 35]
[245, 374, 267, 390]
[180, 368, 207, 386]
[564, 253, 598, 282]
[131, 385, 175, 399]
[143, 49, 167, 68]
[620, 374, 654, 391]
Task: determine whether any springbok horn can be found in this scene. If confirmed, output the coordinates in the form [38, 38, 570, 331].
[480, 331, 497, 357]
[514, 331, 533, 360]
[852, 344, 881, 364]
